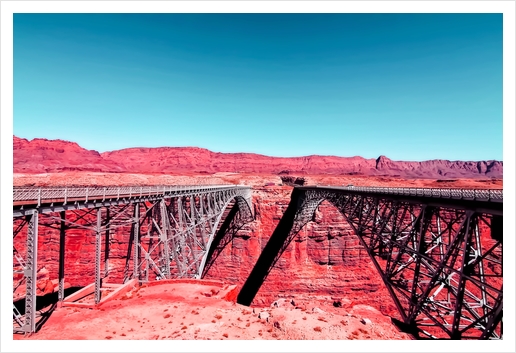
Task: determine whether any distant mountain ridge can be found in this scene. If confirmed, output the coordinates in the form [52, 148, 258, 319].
[13, 136, 503, 179]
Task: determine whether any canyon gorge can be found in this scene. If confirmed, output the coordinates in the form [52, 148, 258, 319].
[12, 136, 503, 341]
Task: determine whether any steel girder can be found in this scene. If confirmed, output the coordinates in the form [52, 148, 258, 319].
[13, 186, 253, 334]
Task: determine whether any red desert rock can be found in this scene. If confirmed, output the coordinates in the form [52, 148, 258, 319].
[14, 136, 502, 178]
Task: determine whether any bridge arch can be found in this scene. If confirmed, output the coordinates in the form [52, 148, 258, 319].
[141, 187, 254, 281]
[197, 193, 254, 278]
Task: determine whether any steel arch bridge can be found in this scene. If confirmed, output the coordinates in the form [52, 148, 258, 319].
[237, 185, 503, 340]
[13, 185, 254, 334]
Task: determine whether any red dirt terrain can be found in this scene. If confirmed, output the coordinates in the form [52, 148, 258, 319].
[14, 279, 409, 341]
[11, 136, 503, 343]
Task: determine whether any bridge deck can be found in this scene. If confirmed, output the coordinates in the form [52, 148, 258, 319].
[298, 185, 503, 215]
[299, 185, 503, 202]
[13, 185, 250, 205]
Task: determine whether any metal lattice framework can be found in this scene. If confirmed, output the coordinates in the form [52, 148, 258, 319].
[13, 185, 253, 334]
[238, 186, 503, 340]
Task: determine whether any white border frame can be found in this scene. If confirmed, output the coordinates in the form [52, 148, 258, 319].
[1, 2, 514, 352]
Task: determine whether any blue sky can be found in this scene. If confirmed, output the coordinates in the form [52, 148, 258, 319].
[14, 13, 503, 161]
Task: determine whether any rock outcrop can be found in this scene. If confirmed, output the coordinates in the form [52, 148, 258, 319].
[13, 136, 125, 173]
[375, 155, 503, 179]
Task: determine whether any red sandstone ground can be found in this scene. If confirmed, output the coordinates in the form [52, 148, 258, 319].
[14, 280, 409, 341]
[12, 171, 502, 342]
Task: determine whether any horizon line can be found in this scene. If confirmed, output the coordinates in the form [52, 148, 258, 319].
[13, 134, 504, 163]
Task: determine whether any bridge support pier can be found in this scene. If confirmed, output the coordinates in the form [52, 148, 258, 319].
[133, 203, 139, 281]
[24, 210, 38, 334]
[104, 208, 110, 278]
[58, 211, 66, 305]
[94, 208, 102, 304]
[160, 199, 171, 279]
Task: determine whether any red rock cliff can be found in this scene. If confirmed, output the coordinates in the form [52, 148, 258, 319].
[13, 136, 125, 173]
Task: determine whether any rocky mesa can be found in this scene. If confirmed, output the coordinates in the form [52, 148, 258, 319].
[13, 136, 502, 178]
[13, 136, 125, 173]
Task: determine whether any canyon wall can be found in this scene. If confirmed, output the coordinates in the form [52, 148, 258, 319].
[203, 187, 397, 315]
[14, 136, 503, 178]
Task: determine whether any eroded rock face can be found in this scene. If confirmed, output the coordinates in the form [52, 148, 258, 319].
[13, 136, 125, 173]
[13, 135, 502, 178]
[202, 187, 398, 316]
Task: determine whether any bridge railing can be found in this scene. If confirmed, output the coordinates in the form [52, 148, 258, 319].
[13, 185, 250, 205]
[320, 186, 503, 202]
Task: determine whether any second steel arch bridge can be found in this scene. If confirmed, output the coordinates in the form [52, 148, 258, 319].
[237, 185, 503, 340]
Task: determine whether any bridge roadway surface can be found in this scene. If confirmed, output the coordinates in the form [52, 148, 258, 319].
[13, 184, 251, 216]
[297, 185, 503, 215]
[13, 184, 503, 205]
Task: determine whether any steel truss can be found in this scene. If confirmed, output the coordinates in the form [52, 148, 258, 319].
[201, 198, 253, 278]
[134, 189, 253, 282]
[13, 185, 253, 334]
[322, 190, 502, 339]
[238, 187, 502, 340]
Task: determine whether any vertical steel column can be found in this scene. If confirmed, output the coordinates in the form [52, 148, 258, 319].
[160, 199, 171, 279]
[408, 206, 428, 320]
[133, 203, 139, 280]
[451, 211, 474, 339]
[58, 211, 66, 305]
[473, 218, 489, 324]
[199, 195, 207, 248]
[189, 195, 199, 274]
[178, 197, 184, 230]
[94, 208, 102, 304]
[104, 208, 110, 278]
[24, 210, 38, 334]
[206, 193, 214, 234]
[191, 195, 196, 225]
[207, 193, 213, 214]
[215, 192, 220, 210]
